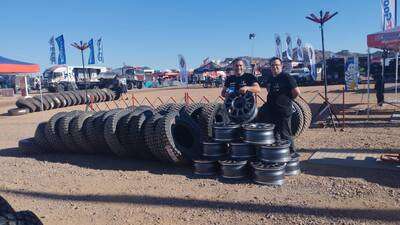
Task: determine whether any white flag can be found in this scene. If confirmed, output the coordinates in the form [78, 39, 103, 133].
[274, 34, 282, 59]
[381, 0, 397, 31]
[178, 54, 188, 84]
[296, 37, 304, 61]
[285, 33, 293, 60]
[305, 43, 317, 80]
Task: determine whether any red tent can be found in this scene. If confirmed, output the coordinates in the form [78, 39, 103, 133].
[0, 56, 39, 73]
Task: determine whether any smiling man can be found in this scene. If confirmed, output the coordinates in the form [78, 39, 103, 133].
[257, 57, 301, 153]
[221, 58, 260, 97]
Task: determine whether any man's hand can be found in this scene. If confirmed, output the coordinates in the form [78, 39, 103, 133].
[239, 86, 249, 94]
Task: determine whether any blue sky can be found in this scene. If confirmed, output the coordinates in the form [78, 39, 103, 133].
[1, 0, 384, 70]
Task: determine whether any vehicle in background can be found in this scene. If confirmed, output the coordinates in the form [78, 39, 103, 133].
[112, 66, 154, 90]
[289, 67, 314, 85]
[42, 65, 109, 92]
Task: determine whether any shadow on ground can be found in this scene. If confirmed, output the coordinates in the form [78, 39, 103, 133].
[0, 189, 399, 222]
[299, 148, 400, 188]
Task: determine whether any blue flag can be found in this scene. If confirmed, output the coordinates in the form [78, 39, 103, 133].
[49, 36, 56, 64]
[55, 35, 66, 64]
[97, 38, 104, 63]
[88, 39, 95, 65]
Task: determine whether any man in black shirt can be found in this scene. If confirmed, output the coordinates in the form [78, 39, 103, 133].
[257, 57, 301, 153]
[221, 59, 260, 97]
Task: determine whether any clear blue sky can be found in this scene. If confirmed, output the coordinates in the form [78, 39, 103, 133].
[1, 0, 384, 71]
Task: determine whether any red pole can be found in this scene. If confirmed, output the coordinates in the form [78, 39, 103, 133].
[131, 93, 135, 107]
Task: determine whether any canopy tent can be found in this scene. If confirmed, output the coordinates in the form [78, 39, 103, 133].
[366, 27, 400, 116]
[0, 56, 39, 74]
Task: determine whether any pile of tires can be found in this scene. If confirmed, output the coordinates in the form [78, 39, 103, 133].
[19, 100, 311, 161]
[0, 195, 43, 225]
[8, 88, 118, 116]
[20, 103, 231, 165]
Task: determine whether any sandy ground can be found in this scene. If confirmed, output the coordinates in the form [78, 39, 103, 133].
[0, 84, 399, 225]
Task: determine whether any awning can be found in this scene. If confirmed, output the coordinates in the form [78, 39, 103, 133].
[367, 27, 400, 51]
[0, 56, 40, 74]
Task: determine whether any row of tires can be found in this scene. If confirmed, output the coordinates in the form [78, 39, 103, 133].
[22, 99, 311, 165]
[0, 196, 43, 225]
[11, 88, 119, 115]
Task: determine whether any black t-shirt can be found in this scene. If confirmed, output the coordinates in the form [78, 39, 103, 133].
[224, 73, 257, 93]
[259, 72, 298, 115]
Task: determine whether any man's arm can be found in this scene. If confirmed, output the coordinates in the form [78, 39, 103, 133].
[239, 82, 261, 94]
[221, 86, 227, 97]
[291, 87, 301, 99]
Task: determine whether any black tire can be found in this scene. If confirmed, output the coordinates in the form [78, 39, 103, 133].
[104, 109, 132, 156]
[58, 111, 84, 153]
[16, 98, 36, 112]
[291, 101, 305, 138]
[43, 94, 55, 109]
[118, 106, 153, 158]
[155, 110, 202, 164]
[293, 97, 312, 134]
[101, 89, 112, 101]
[155, 103, 179, 115]
[0, 195, 15, 215]
[16, 210, 43, 225]
[92, 109, 121, 153]
[92, 89, 101, 103]
[54, 93, 67, 108]
[8, 108, 29, 116]
[121, 106, 155, 160]
[183, 103, 205, 123]
[30, 97, 43, 112]
[33, 96, 50, 110]
[144, 113, 165, 162]
[70, 111, 95, 154]
[65, 91, 78, 106]
[59, 92, 72, 107]
[98, 89, 107, 102]
[85, 111, 107, 154]
[70, 91, 83, 105]
[78, 90, 89, 104]
[198, 103, 230, 141]
[45, 112, 69, 152]
[48, 94, 61, 108]
[33, 122, 53, 153]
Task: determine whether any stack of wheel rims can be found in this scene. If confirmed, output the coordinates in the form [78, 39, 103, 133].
[193, 122, 301, 186]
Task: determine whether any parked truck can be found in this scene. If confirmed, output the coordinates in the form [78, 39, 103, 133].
[42, 65, 109, 92]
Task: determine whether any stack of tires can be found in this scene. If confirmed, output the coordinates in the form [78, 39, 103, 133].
[0, 196, 43, 225]
[19, 103, 229, 164]
[19, 99, 311, 166]
[8, 88, 118, 116]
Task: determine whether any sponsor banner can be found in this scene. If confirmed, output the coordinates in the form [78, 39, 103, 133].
[178, 54, 188, 84]
[285, 33, 293, 60]
[296, 37, 304, 61]
[381, 0, 397, 31]
[97, 38, 104, 63]
[55, 35, 66, 64]
[305, 43, 317, 80]
[49, 36, 56, 64]
[345, 56, 360, 91]
[274, 34, 282, 59]
[88, 39, 95, 65]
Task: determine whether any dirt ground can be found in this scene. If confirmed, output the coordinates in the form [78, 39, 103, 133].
[0, 84, 399, 225]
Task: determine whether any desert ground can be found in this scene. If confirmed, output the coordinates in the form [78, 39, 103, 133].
[0, 83, 399, 225]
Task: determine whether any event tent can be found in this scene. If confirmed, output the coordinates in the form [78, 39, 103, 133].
[366, 27, 400, 113]
[0, 55, 39, 74]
